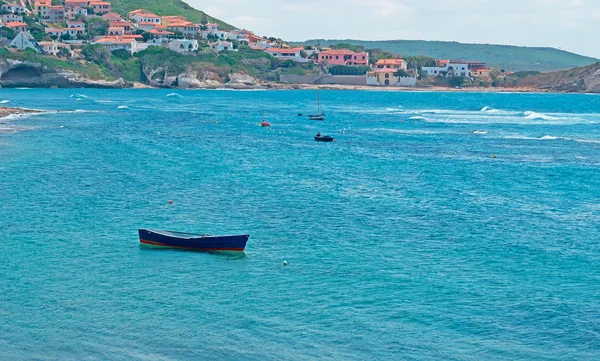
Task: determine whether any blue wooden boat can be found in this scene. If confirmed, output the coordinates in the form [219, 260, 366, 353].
[314, 134, 334, 142]
[138, 229, 249, 252]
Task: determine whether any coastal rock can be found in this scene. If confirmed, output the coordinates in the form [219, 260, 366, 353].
[0, 59, 131, 88]
[227, 73, 257, 86]
[518, 62, 600, 93]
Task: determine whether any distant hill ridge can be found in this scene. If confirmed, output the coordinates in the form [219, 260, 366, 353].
[108, 0, 234, 30]
[300, 39, 598, 72]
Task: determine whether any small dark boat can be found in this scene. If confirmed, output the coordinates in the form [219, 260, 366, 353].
[314, 134, 334, 142]
[139, 229, 249, 252]
[297, 113, 303, 116]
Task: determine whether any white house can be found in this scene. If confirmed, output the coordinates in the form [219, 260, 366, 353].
[168, 39, 198, 53]
[94, 37, 138, 54]
[205, 22, 218, 33]
[130, 12, 161, 25]
[213, 39, 235, 52]
[1, 13, 23, 23]
[45, 27, 66, 37]
[366, 68, 416, 87]
[2, 2, 26, 14]
[9, 31, 43, 53]
[166, 22, 199, 36]
[265, 47, 308, 63]
[422, 62, 469, 77]
[38, 40, 71, 56]
[66, 21, 86, 36]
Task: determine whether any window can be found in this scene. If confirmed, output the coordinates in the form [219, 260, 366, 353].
[336, 56, 338, 59]
[385, 73, 389, 78]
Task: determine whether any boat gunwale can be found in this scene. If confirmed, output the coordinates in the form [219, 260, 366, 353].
[140, 229, 249, 240]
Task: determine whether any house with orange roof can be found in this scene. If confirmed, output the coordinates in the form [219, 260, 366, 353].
[166, 21, 199, 36]
[374, 58, 408, 71]
[89, 1, 111, 14]
[44, 27, 66, 37]
[318, 49, 369, 66]
[5, 21, 28, 32]
[161, 16, 187, 26]
[205, 22, 218, 33]
[265, 47, 308, 63]
[471, 67, 492, 78]
[94, 36, 137, 54]
[33, 0, 50, 17]
[2, 2, 26, 14]
[108, 20, 133, 33]
[65, 0, 89, 8]
[102, 12, 122, 22]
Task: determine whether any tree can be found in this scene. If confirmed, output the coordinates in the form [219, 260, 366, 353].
[60, 32, 71, 41]
[300, 50, 307, 58]
[142, 31, 152, 42]
[56, 47, 69, 57]
[82, 44, 112, 68]
[489, 68, 502, 86]
[200, 14, 208, 25]
[87, 17, 109, 36]
[448, 76, 464, 87]
[112, 48, 131, 60]
[394, 69, 409, 77]
[1, 26, 16, 39]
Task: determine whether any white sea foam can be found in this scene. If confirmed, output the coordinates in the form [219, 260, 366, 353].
[524, 111, 558, 120]
[70, 94, 88, 98]
[117, 105, 129, 109]
[166, 93, 183, 97]
[473, 130, 489, 135]
[540, 135, 560, 140]
[409, 116, 426, 120]
[0, 100, 10, 104]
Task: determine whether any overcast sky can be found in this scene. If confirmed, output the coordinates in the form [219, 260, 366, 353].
[188, 0, 600, 58]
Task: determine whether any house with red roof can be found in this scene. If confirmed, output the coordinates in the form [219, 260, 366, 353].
[318, 49, 369, 66]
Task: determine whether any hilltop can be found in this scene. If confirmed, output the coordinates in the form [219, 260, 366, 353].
[300, 39, 598, 72]
[108, 0, 234, 29]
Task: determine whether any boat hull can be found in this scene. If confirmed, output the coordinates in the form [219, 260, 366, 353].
[139, 229, 249, 252]
[315, 136, 334, 142]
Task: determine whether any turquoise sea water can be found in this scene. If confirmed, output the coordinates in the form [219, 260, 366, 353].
[1, 89, 599, 360]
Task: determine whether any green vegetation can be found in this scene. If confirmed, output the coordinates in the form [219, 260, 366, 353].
[328, 65, 370, 75]
[302, 39, 598, 72]
[108, 0, 234, 30]
[1, 49, 106, 79]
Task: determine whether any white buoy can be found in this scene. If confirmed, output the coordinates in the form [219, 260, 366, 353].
[283, 260, 288, 266]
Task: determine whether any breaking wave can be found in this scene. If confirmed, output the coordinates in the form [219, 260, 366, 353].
[117, 105, 129, 109]
[472, 130, 489, 135]
[166, 93, 183, 98]
[0, 100, 10, 104]
[524, 111, 558, 120]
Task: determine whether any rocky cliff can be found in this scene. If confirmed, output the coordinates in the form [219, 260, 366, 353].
[517, 62, 600, 93]
[0, 59, 132, 88]
[141, 62, 260, 89]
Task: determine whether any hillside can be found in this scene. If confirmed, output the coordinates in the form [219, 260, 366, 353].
[108, 0, 234, 30]
[301, 39, 598, 72]
[515, 62, 600, 93]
